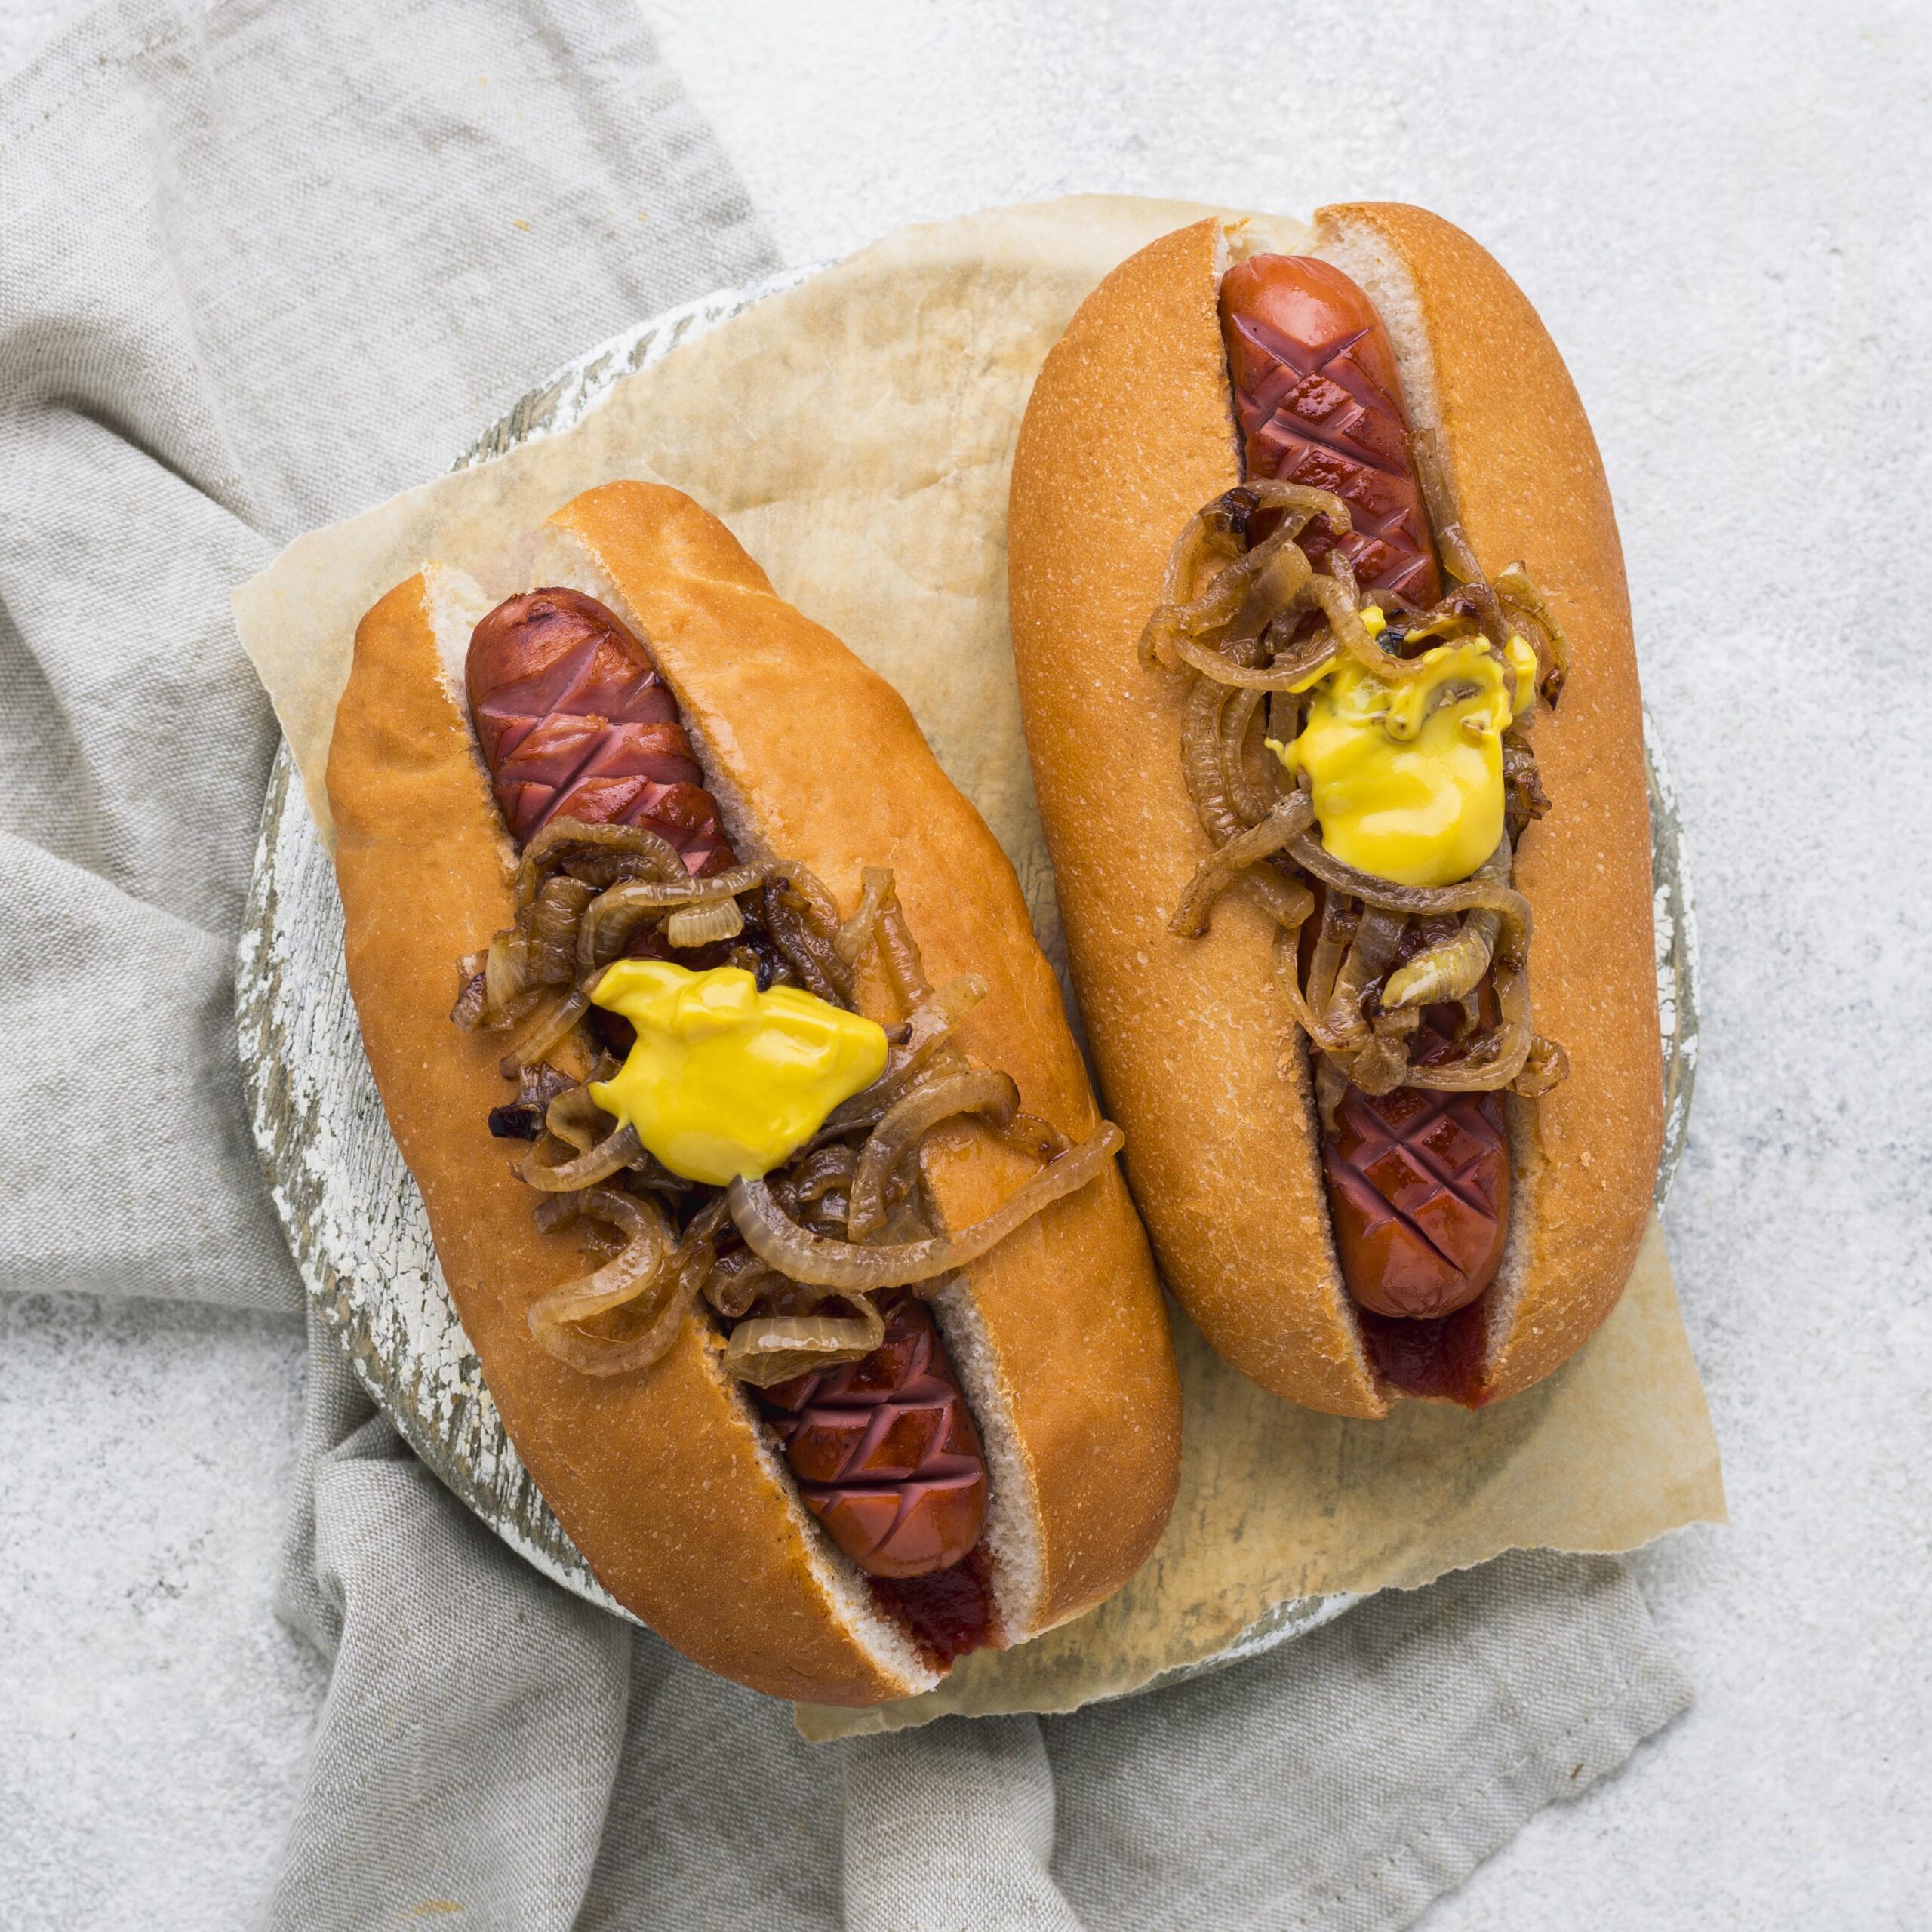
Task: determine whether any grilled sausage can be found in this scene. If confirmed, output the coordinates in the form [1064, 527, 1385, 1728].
[1323, 1024, 1511, 1319]
[762, 1298, 988, 1579]
[467, 587, 734, 869]
[1218, 254, 1440, 605]
[1221, 258, 1507, 1324]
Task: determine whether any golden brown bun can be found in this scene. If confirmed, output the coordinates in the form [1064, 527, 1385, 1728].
[1007, 208, 1661, 1413]
[327, 485, 1181, 1701]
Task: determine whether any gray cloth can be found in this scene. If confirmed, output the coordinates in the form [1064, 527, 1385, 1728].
[0, 2, 1691, 1927]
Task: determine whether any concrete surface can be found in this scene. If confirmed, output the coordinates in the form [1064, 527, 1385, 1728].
[4, 1, 1928, 1925]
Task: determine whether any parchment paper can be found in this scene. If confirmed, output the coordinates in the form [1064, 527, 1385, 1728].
[230, 195, 1725, 1737]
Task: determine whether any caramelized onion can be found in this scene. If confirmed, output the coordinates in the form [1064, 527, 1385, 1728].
[1383, 910, 1499, 1008]
[1314, 1053, 1349, 1137]
[515, 817, 685, 912]
[875, 885, 931, 1009]
[500, 986, 589, 1076]
[543, 1082, 613, 1153]
[491, 1062, 575, 1140]
[1272, 927, 1345, 1051]
[525, 1189, 678, 1374]
[1182, 675, 1242, 842]
[1220, 686, 1272, 826]
[702, 1246, 782, 1318]
[815, 974, 989, 1140]
[484, 928, 531, 1020]
[728, 1122, 1124, 1291]
[578, 864, 774, 970]
[1269, 623, 1342, 691]
[1514, 1034, 1572, 1097]
[666, 897, 745, 948]
[848, 1069, 1022, 1239]
[1178, 679, 1314, 928]
[573, 883, 652, 969]
[1349, 1008, 1420, 1097]
[1304, 891, 1357, 1022]
[1407, 429, 1486, 587]
[518, 1120, 642, 1192]
[833, 866, 893, 966]
[1140, 527, 1285, 669]
[1222, 537, 1314, 651]
[1383, 841, 1512, 1008]
[528, 875, 595, 985]
[1140, 503, 1340, 669]
[1242, 480, 1351, 531]
[762, 879, 850, 1005]
[1170, 795, 1315, 938]
[1006, 1111, 1073, 1164]
[1155, 491, 1247, 611]
[1307, 572, 1419, 682]
[1321, 906, 1407, 1054]
[1495, 561, 1571, 700]
[614, 860, 774, 908]
[1289, 833, 1531, 945]
[719, 1300, 886, 1389]
[451, 971, 488, 1032]
[1404, 961, 1533, 1091]
[781, 1143, 860, 1206]
[1171, 632, 1336, 691]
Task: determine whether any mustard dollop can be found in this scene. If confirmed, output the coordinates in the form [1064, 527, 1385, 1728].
[589, 961, 888, 1186]
[1267, 611, 1539, 888]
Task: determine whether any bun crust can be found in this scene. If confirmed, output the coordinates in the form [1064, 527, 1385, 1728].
[327, 485, 1180, 1702]
[1008, 211, 1661, 1411]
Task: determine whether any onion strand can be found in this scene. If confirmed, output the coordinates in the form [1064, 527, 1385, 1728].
[518, 1120, 641, 1192]
[718, 1300, 886, 1389]
[848, 1068, 1022, 1239]
[728, 1123, 1124, 1291]
[1170, 795, 1314, 938]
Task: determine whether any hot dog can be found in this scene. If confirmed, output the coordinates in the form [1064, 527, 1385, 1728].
[1008, 208, 1661, 1414]
[327, 481, 1181, 1701]
[464, 586, 995, 1595]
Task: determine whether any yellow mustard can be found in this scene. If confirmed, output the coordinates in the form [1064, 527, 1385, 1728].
[1267, 612, 1539, 888]
[588, 961, 888, 1186]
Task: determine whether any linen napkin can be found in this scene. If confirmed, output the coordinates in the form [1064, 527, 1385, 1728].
[0, 2, 1691, 1926]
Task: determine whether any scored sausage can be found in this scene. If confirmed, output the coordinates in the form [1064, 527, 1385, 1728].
[466, 592, 992, 1579]
[467, 587, 734, 869]
[1322, 1014, 1511, 1321]
[1218, 254, 1440, 605]
[1220, 259, 1509, 1324]
[761, 1299, 988, 1579]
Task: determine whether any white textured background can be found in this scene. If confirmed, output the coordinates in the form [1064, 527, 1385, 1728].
[5, 2, 1928, 1926]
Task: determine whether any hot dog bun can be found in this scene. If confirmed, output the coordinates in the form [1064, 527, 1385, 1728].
[328, 482, 1181, 1701]
[1007, 208, 1661, 1415]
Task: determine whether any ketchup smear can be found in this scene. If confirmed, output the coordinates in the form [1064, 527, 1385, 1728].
[869, 1546, 999, 1670]
[1357, 1303, 1494, 1407]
